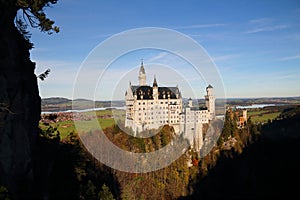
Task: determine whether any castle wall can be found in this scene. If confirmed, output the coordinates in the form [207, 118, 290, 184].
[124, 63, 215, 153]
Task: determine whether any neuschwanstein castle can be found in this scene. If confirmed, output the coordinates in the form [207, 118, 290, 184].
[125, 61, 215, 151]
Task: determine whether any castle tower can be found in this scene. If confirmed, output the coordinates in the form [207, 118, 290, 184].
[138, 60, 147, 86]
[205, 84, 215, 117]
[242, 109, 247, 122]
[153, 75, 158, 100]
[188, 97, 192, 107]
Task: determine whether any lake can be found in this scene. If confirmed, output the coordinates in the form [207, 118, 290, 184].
[41, 106, 126, 114]
[235, 104, 277, 109]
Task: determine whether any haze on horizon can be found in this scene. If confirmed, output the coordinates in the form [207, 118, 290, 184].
[29, 0, 300, 100]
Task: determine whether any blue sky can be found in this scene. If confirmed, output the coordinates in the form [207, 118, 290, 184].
[29, 0, 300, 100]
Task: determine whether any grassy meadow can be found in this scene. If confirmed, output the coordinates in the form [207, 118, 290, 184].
[247, 109, 281, 123]
[40, 109, 125, 139]
[40, 107, 283, 139]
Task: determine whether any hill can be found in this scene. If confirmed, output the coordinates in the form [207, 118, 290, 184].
[41, 98, 125, 112]
[32, 104, 300, 199]
[184, 105, 300, 199]
[42, 96, 300, 113]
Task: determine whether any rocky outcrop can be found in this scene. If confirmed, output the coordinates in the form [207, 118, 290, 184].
[0, 2, 41, 199]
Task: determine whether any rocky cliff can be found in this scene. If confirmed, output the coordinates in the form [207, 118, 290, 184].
[0, 2, 41, 199]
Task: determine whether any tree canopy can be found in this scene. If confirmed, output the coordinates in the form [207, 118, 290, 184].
[16, 0, 59, 34]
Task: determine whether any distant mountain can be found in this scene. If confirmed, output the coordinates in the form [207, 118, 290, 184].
[41, 97, 71, 105]
[41, 96, 299, 112]
[41, 97, 125, 112]
[225, 96, 300, 106]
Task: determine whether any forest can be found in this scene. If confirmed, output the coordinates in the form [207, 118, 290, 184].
[2, 105, 299, 199]
[0, 1, 299, 199]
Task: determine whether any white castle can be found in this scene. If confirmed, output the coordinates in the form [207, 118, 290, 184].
[125, 61, 215, 151]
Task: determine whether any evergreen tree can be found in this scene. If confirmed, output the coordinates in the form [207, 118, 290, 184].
[0, 186, 11, 200]
[83, 180, 97, 200]
[16, 0, 59, 34]
[98, 184, 115, 200]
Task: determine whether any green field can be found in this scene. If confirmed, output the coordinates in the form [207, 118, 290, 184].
[247, 110, 280, 123]
[40, 109, 125, 139]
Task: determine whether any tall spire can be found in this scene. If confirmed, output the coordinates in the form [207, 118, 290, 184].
[138, 59, 146, 86]
[206, 84, 213, 89]
[139, 59, 145, 74]
[153, 75, 158, 87]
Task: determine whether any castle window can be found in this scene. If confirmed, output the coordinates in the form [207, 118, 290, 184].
[139, 102, 141, 105]
[143, 102, 145, 105]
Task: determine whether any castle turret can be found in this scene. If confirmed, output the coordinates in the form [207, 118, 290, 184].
[153, 75, 158, 100]
[205, 84, 215, 117]
[188, 98, 192, 107]
[243, 109, 247, 122]
[138, 60, 147, 86]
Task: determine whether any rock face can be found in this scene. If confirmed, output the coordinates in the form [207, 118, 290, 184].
[0, 3, 41, 199]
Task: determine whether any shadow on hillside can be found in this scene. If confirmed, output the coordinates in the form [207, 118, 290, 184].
[181, 108, 300, 200]
[47, 134, 121, 200]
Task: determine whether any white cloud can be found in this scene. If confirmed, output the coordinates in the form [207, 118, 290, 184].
[174, 23, 228, 29]
[211, 54, 239, 62]
[147, 52, 169, 62]
[187, 34, 203, 37]
[90, 33, 116, 39]
[279, 54, 300, 61]
[245, 25, 289, 34]
[245, 18, 289, 34]
[249, 18, 272, 25]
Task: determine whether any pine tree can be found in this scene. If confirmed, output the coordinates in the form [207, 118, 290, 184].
[98, 184, 115, 200]
[16, 0, 59, 34]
